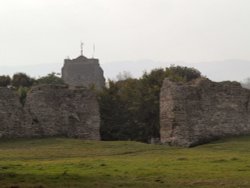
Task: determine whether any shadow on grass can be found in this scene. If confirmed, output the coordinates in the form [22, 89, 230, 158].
[0, 172, 169, 188]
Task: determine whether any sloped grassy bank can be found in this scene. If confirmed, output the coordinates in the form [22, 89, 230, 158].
[0, 137, 250, 188]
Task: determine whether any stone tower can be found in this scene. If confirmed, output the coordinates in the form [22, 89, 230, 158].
[62, 54, 105, 90]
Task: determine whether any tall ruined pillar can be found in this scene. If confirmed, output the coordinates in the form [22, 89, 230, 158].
[160, 78, 250, 147]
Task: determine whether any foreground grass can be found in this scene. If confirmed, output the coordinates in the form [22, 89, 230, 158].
[0, 137, 250, 187]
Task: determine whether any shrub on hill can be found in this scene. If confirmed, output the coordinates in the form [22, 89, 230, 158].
[35, 72, 64, 85]
[12, 73, 34, 88]
[0, 75, 11, 87]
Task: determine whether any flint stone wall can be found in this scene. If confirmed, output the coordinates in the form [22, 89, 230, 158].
[0, 85, 100, 140]
[0, 88, 34, 138]
[160, 78, 250, 147]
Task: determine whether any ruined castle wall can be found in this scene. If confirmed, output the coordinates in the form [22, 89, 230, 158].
[24, 85, 100, 140]
[0, 88, 34, 138]
[160, 78, 250, 147]
[0, 85, 100, 140]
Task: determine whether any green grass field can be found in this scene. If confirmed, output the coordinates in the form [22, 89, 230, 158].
[0, 137, 250, 188]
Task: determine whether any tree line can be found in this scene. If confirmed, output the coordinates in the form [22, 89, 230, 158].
[0, 72, 64, 105]
[98, 66, 201, 143]
[0, 72, 64, 88]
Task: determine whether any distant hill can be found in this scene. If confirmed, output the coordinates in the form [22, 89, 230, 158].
[0, 63, 62, 78]
[1, 59, 250, 82]
[102, 59, 250, 82]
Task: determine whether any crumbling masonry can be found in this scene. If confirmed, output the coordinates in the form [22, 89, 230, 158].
[160, 78, 250, 147]
[0, 85, 100, 140]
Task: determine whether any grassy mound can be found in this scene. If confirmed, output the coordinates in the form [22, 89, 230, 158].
[0, 137, 250, 187]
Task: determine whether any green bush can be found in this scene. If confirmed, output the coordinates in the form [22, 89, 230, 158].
[12, 73, 34, 88]
[0, 75, 11, 87]
[35, 72, 64, 85]
[18, 87, 29, 106]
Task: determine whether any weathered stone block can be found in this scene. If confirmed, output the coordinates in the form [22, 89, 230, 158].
[0, 85, 100, 140]
[160, 78, 250, 147]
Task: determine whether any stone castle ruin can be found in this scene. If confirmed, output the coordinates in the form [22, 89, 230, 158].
[62, 55, 105, 90]
[0, 85, 100, 140]
[160, 78, 250, 147]
[2, 48, 250, 146]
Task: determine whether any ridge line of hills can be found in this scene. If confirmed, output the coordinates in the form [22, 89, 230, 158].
[0, 59, 250, 82]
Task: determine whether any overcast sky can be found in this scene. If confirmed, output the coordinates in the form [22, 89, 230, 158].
[0, 0, 250, 80]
